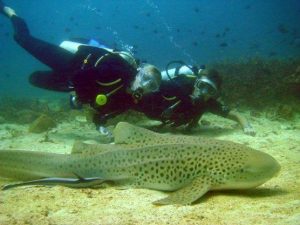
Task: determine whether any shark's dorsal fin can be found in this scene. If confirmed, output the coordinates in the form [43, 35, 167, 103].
[113, 122, 208, 147]
[113, 122, 161, 145]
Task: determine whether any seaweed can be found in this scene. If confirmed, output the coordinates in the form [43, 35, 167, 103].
[210, 57, 300, 111]
[265, 104, 296, 121]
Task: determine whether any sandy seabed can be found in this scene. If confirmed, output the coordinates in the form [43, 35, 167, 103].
[0, 112, 299, 225]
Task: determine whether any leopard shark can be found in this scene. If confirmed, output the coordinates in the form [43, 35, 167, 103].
[0, 122, 280, 205]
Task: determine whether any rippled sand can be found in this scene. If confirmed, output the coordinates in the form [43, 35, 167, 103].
[0, 112, 299, 225]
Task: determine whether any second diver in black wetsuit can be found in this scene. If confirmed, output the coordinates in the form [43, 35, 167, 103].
[0, 1, 161, 140]
[135, 65, 256, 136]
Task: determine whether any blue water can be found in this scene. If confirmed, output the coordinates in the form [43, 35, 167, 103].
[0, 0, 299, 97]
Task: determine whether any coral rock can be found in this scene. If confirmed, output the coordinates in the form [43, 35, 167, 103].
[28, 114, 57, 133]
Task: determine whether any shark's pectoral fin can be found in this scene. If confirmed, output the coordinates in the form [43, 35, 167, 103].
[153, 176, 211, 205]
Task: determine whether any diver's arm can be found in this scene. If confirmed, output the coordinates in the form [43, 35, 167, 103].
[161, 100, 181, 121]
[227, 110, 256, 136]
[90, 112, 113, 142]
[208, 99, 255, 136]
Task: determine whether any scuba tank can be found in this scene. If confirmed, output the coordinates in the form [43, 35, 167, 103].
[161, 60, 205, 81]
[161, 65, 194, 80]
[59, 38, 137, 68]
[59, 38, 113, 54]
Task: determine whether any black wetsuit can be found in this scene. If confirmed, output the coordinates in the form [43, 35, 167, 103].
[11, 16, 137, 126]
[135, 75, 230, 127]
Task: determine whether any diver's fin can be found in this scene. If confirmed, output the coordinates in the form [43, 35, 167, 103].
[29, 70, 73, 92]
[153, 176, 211, 205]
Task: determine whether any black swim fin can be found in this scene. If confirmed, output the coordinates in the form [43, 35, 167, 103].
[29, 70, 74, 92]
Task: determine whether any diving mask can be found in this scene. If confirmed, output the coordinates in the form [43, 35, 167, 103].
[192, 77, 218, 99]
[131, 67, 160, 95]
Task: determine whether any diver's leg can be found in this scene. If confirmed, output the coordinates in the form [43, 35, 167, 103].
[11, 15, 74, 71]
[1, 4, 74, 71]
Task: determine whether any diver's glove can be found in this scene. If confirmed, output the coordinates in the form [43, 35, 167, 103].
[97, 126, 113, 143]
[69, 93, 83, 110]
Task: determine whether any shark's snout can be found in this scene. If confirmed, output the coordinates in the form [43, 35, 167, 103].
[240, 150, 281, 188]
[248, 150, 280, 176]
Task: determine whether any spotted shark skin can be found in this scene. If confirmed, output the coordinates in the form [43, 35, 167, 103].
[0, 122, 280, 205]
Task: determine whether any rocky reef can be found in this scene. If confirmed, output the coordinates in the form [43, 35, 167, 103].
[212, 57, 300, 110]
[0, 97, 70, 130]
[203, 57, 300, 122]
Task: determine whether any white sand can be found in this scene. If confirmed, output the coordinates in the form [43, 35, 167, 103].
[0, 112, 299, 225]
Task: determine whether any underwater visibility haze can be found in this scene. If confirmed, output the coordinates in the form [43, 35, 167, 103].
[0, 0, 299, 97]
[0, 1, 299, 225]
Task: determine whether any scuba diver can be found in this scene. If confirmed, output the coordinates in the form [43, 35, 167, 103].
[0, 1, 161, 140]
[135, 61, 256, 136]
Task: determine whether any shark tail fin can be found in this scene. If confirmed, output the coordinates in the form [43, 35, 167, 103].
[0, 150, 70, 180]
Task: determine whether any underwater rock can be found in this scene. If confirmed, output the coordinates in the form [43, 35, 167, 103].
[28, 114, 57, 133]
